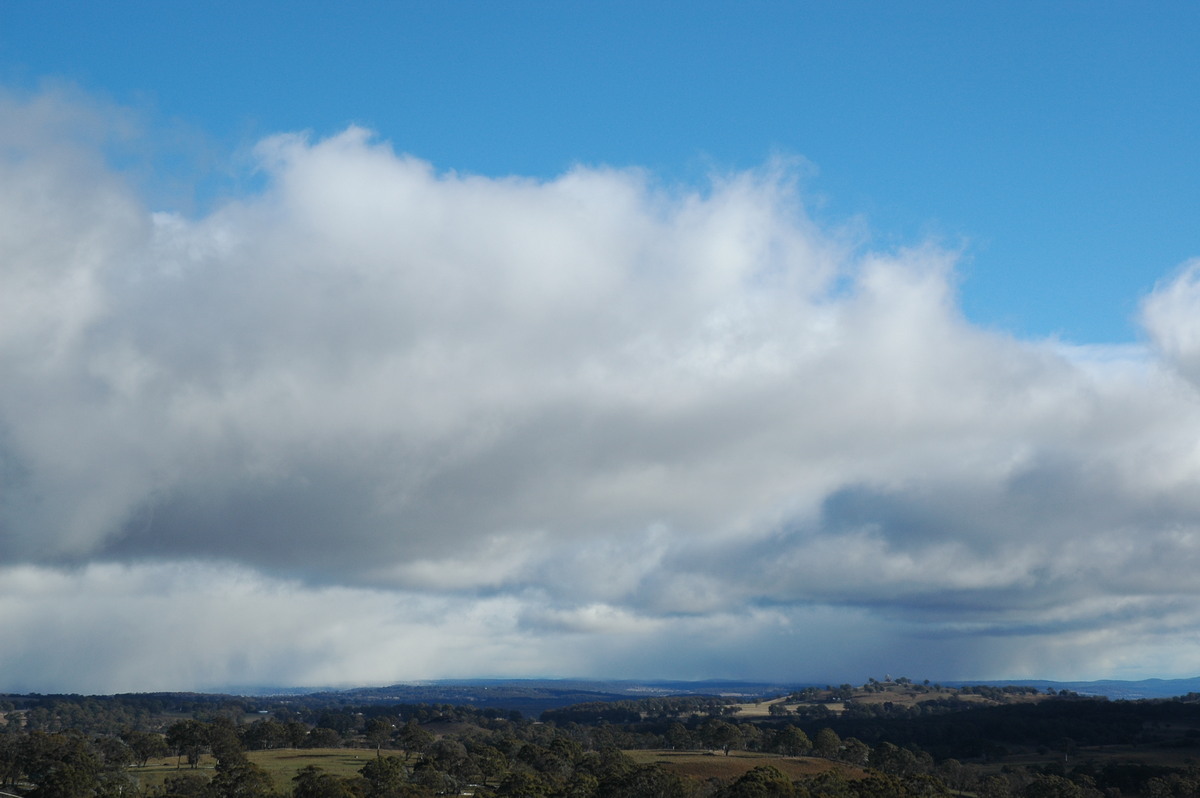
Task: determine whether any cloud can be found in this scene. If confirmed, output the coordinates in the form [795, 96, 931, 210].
[4, 88, 1200, 690]
[1143, 259, 1200, 383]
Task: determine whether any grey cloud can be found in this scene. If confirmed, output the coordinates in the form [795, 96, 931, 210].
[5, 91, 1200, 689]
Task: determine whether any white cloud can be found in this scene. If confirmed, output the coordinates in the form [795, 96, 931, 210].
[4, 89, 1200, 690]
[1143, 259, 1200, 383]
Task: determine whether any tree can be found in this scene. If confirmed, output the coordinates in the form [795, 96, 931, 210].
[900, 773, 952, 798]
[723, 765, 795, 797]
[701, 719, 743, 755]
[160, 773, 210, 798]
[409, 760, 456, 796]
[284, 721, 309, 749]
[92, 736, 133, 771]
[208, 719, 245, 766]
[496, 770, 553, 798]
[548, 736, 584, 765]
[244, 720, 288, 752]
[0, 734, 21, 788]
[814, 728, 841, 759]
[364, 718, 392, 757]
[122, 730, 169, 767]
[1024, 775, 1083, 798]
[29, 762, 101, 798]
[773, 726, 811, 757]
[665, 722, 694, 751]
[871, 742, 919, 776]
[597, 764, 693, 798]
[470, 744, 508, 787]
[395, 721, 432, 762]
[166, 720, 209, 769]
[839, 737, 870, 767]
[292, 765, 357, 798]
[20, 732, 106, 798]
[936, 759, 967, 792]
[209, 758, 278, 798]
[583, 746, 636, 783]
[851, 773, 908, 798]
[805, 770, 854, 798]
[563, 772, 600, 797]
[978, 775, 1014, 798]
[304, 728, 342, 749]
[427, 738, 473, 783]
[359, 755, 409, 798]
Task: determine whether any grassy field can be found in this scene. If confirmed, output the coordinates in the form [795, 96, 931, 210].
[727, 682, 1043, 720]
[129, 747, 852, 792]
[729, 698, 845, 717]
[129, 749, 383, 793]
[729, 697, 789, 718]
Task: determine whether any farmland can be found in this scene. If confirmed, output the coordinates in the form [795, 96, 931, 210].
[4, 678, 1200, 796]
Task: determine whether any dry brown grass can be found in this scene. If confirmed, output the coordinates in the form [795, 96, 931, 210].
[730, 697, 790, 718]
[753, 683, 1046, 718]
[851, 688, 986, 708]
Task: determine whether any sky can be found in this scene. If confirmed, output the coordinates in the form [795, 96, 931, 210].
[1, 2, 1200, 693]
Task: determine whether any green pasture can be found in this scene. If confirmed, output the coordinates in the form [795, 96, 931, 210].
[129, 749, 383, 793]
[128, 747, 849, 793]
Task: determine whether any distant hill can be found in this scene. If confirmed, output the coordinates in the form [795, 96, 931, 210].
[945, 677, 1200, 700]
[208, 676, 1200, 711]
[286, 679, 803, 717]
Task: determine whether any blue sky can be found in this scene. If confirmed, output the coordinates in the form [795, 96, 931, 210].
[2, 3, 1200, 693]
[5, 2, 1197, 343]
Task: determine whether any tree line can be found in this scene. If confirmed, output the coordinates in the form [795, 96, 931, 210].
[5, 687, 1200, 796]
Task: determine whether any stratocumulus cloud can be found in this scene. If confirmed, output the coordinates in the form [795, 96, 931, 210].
[3, 90, 1200, 691]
